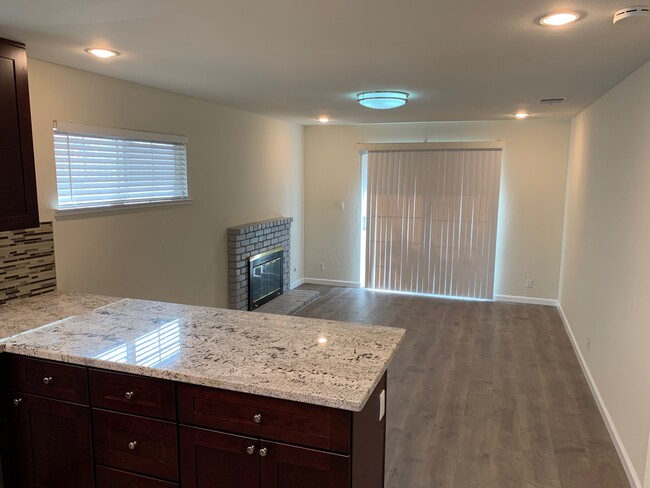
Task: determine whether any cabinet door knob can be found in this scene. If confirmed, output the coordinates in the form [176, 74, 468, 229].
[13, 398, 23, 406]
[128, 441, 138, 450]
[125, 391, 135, 400]
[42, 376, 53, 385]
[259, 447, 268, 457]
[253, 413, 262, 424]
[246, 445, 255, 455]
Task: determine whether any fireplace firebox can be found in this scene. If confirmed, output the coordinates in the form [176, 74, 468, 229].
[248, 247, 284, 310]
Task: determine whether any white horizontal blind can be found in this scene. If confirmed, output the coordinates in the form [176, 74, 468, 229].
[365, 148, 502, 299]
[54, 125, 188, 209]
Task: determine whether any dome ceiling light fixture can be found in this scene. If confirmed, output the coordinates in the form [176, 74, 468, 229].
[357, 91, 409, 110]
[538, 11, 581, 26]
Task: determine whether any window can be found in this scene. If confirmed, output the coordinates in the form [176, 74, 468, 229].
[53, 122, 189, 212]
[361, 144, 502, 300]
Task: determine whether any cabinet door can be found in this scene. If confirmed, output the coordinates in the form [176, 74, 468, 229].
[259, 441, 350, 488]
[180, 426, 259, 488]
[12, 393, 93, 487]
[0, 38, 39, 232]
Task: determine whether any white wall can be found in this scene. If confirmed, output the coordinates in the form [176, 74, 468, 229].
[28, 60, 304, 307]
[559, 60, 650, 486]
[304, 120, 570, 299]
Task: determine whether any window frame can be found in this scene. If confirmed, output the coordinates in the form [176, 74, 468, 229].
[52, 121, 191, 218]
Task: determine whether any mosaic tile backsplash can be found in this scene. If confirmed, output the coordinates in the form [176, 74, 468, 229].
[0, 222, 56, 305]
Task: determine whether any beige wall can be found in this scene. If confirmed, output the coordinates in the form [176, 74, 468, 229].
[28, 59, 304, 307]
[559, 61, 650, 486]
[304, 120, 570, 299]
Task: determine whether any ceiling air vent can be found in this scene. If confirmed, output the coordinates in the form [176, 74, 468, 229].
[538, 97, 567, 105]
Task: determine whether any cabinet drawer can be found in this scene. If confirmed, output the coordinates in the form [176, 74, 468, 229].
[90, 369, 176, 420]
[96, 466, 178, 488]
[178, 384, 351, 453]
[11, 355, 88, 403]
[93, 409, 179, 481]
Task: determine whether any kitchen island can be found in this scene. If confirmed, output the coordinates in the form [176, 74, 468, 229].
[0, 295, 405, 487]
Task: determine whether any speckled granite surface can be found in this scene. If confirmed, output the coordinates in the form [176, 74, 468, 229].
[0, 291, 122, 346]
[3, 298, 405, 411]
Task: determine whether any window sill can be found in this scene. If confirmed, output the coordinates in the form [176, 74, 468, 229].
[54, 198, 193, 220]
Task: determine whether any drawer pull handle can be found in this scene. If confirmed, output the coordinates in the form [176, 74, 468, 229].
[13, 398, 23, 406]
[128, 441, 138, 450]
[253, 414, 262, 424]
[125, 391, 135, 400]
[42, 377, 53, 385]
[246, 445, 255, 455]
[259, 447, 268, 457]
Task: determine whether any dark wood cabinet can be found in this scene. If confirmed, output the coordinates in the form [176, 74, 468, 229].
[2, 356, 387, 488]
[93, 409, 179, 481]
[178, 384, 351, 453]
[0, 37, 39, 232]
[96, 466, 178, 488]
[12, 393, 93, 487]
[259, 441, 350, 488]
[180, 427, 351, 488]
[180, 426, 260, 488]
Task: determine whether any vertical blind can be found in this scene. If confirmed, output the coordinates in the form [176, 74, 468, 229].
[365, 148, 502, 299]
[54, 123, 188, 209]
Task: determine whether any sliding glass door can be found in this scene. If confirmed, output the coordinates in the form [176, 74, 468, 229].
[361, 148, 502, 300]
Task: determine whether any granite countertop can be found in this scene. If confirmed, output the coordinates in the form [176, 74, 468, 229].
[2, 298, 405, 411]
[0, 291, 122, 346]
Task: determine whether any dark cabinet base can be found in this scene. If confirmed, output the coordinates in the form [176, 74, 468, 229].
[2, 355, 388, 488]
[13, 394, 93, 488]
[96, 466, 178, 488]
[261, 441, 350, 488]
[180, 426, 260, 488]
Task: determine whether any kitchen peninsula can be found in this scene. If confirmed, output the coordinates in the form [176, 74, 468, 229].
[0, 294, 404, 488]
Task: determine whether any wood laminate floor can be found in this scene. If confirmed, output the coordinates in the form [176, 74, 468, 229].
[295, 285, 629, 488]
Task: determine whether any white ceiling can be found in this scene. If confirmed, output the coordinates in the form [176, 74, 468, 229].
[1, 0, 649, 125]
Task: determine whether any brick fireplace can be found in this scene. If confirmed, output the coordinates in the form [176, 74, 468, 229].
[227, 217, 292, 311]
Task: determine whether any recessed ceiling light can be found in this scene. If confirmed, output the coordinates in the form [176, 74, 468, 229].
[539, 11, 581, 26]
[357, 91, 409, 110]
[514, 112, 531, 119]
[85, 48, 120, 59]
[318, 116, 330, 123]
[318, 337, 328, 344]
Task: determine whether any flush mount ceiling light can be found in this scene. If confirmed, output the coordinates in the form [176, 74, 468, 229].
[85, 48, 120, 59]
[514, 112, 531, 119]
[357, 91, 409, 110]
[538, 11, 581, 26]
[318, 116, 330, 123]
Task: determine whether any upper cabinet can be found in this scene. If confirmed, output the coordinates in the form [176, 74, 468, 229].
[0, 37, 39, 232]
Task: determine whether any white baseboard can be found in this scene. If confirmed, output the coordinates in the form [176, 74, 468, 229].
[290, 278, 305, 289]
[302, 278, 360, 288]
[557, 303, 641, 488]
[494, 294, 559, 306]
